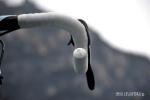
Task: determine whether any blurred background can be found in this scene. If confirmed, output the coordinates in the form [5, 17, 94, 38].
[0, 0, 150, 100]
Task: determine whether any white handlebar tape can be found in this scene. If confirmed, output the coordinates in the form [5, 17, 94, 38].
[18, 12, 88, 74]
[73, 48, 88, 74]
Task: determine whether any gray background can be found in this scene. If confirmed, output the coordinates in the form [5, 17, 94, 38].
[0, 1, 150, 100]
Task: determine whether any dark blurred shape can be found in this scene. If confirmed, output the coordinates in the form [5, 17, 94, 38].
[0, 40, 5, 85]
[78, 19, 95, 90]
[0, 75, 3, 85]
[0, 16, 20, 36]
[0, 0, 150, 100]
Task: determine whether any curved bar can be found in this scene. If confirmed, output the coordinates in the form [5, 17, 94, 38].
[18, 12, 88, 74]
[18, 12, 88, 49]
[0, 12, 95, 90]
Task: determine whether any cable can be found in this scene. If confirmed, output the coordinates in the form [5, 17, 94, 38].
[0, 40, 5, 85]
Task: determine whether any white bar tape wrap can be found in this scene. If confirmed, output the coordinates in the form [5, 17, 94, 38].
[18, 12, 89, 74]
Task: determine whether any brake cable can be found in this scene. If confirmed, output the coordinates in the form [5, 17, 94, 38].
[0, 40, 5, 85]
